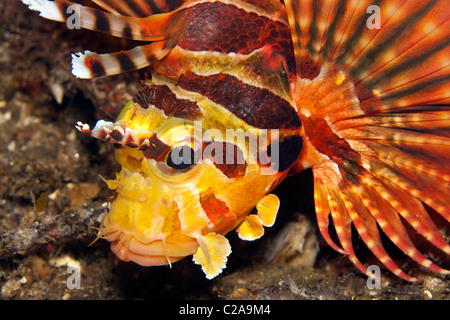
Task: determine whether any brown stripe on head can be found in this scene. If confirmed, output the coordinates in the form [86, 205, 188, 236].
[178, 72, 301, 129]
[125, 134, 139, 148]
[140, 134, 171, 161]
[133, 84, 202, 120]
[203, 141, 247, 178]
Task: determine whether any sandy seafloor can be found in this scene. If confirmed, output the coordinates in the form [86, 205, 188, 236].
[0, 0, 448, 301]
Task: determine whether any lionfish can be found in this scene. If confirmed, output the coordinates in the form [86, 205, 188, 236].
[22, 0, 449, 282]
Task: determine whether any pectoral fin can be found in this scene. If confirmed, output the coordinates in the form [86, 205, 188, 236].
[256, 194, 280, 227]
[236, 214, 264, 240]
[236, 194, 280, 241]
[193, 233, 231, 279]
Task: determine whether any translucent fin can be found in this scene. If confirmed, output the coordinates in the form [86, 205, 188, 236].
[193, 233, 232, 279]
[21, 0, 184, 41]
[288, 0, 450, 281]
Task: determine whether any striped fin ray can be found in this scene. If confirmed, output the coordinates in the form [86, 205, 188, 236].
[71, 41, 171, 78]
[21, 0, 184, 41]
[288, 0, 450, 280]
[75, 120, 153, 148]
[321, 170, 425, 282]
[305, 109, 450, 281]
[22, 0, 186, 78]
[91, 0, 182, 17]
[91, 0, 155, 17]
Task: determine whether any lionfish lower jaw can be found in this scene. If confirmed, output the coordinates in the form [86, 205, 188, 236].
[108, 229, 199, 267]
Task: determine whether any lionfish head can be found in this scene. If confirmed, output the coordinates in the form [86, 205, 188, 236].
[77, 78, 290, 278]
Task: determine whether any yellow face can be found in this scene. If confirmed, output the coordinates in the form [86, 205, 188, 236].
[92, 99, 287, 278]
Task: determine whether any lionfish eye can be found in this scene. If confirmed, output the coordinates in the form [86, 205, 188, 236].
[166, 146, 196, 170]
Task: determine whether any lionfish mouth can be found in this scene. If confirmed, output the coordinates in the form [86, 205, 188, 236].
[100, 224, 199, 266]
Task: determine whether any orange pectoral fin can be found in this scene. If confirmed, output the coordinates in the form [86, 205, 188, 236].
[256, 193, 280, 227]
[236, 214, 264, 241]
[236, 194, 280, 241]
[287, 0, 450, 282]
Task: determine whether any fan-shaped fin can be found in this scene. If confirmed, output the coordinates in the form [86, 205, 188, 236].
[193, 233, 232, 279]
[287, 0, 450, 281]
[236, 214, 264, 241]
